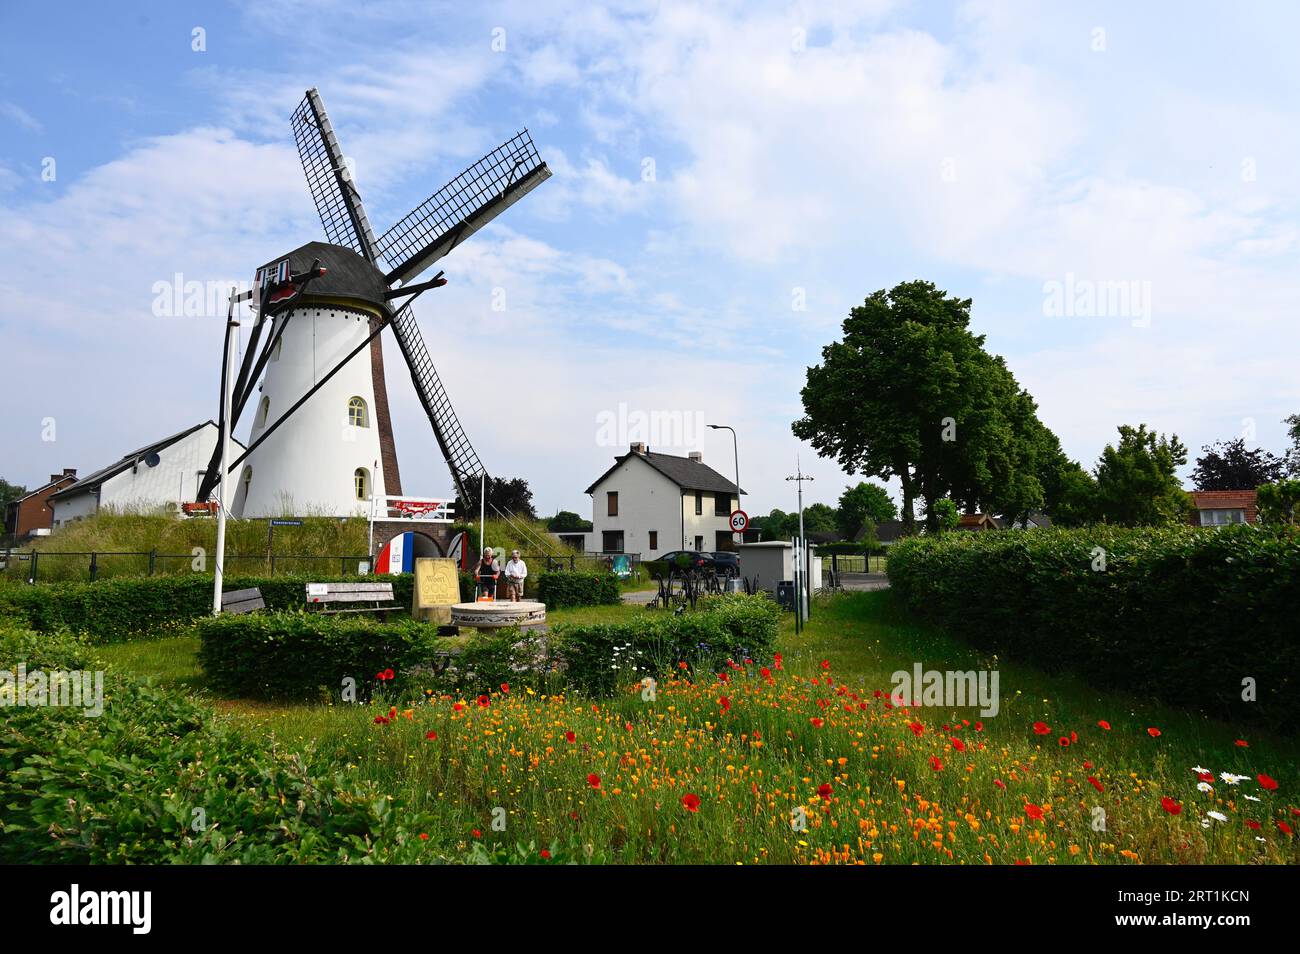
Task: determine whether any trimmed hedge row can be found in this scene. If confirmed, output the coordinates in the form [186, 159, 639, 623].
[196, 612, 445, 702]
[0, 574, 415, 642]
[886, 525, 1300, 729]
[0, 623, 440, 863]
[535, 571, 620, 608]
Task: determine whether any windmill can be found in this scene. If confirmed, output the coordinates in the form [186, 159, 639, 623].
[197, 88, 550, 520]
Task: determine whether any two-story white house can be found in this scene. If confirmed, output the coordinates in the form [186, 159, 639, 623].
[583, 443, 745, 559]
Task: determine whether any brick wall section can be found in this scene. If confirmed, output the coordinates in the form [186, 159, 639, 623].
[368, 318, 402, 496]
[1188, 490, 1258, 524]
[8, 473, 77, 539]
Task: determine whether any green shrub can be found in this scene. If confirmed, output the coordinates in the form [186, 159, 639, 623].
[886, 524, 1300, 729]
[0, 573, 415, 642]
[196, 611, 445, 702]
[536, 571, 620, 608]
[554, 593, 781, 697]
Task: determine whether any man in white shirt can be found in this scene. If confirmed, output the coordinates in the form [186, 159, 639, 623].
[503, 549, 528, 601]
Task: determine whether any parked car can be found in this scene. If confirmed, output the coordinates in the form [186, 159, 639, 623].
[656, 550, 717, 573]
[709, 551, 740, 578]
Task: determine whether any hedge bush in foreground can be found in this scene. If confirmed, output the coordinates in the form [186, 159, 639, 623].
[886, 524, 1300, 728]
[0, 624, 438, 864]
[0, 573, 415, 642]
[197, 611, 445, 701]
[536, 571, 620, 608]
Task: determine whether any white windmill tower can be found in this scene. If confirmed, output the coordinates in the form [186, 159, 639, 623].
[197, 89, 551, 521]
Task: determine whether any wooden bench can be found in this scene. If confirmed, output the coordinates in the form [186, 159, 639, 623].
[305, 581, 399, 619]
[221, 587, 266, 615]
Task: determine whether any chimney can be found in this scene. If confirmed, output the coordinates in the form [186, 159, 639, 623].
[629, 442, 647, 455]
[63, 468, 77, 477]
[688, 451, 703, 462]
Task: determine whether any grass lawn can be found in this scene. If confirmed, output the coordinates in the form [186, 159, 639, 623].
[97, 593, 1299, 865]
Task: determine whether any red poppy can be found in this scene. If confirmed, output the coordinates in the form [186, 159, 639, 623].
[810, 717, 824, 728]
[818, 783, 833, 799]
[1083, 760, 1094, 770]
[540, 848, 551, 858]
[774, 653, 784, 670]
[477, 695, 490, 708]
[453, 702, 465, 712]
[994, 779, 1006, 790]
[1087, 776, 1103, 792]
[1070, 731, 1078, 743]
[677, 661, 688, 670]
[974, 722, 984, 732]
[472, 829, 482, 838]
[425, 730, 437, 740]
[909, 722, 924, 737]
[1024, 803, 1044, 820]
[1097, 720, 1111, 731]
[951, 738, 966, 752]
[384, 668, 394, 680]
[1058, 737, 1070, 747]
[565, 731, 576, 743]
[681, 793, 702, 812]
[587, 773, 601, 788]
[1033, 722, 1050, 735]
[820, 659, 831, 670]
[1292, 808, 1300, 817]
[373, 715, 389, 725]
[760, 667, 772, 679]
[1147, 727, 1161, 738]
[1197, 771, 1213, 784]
[419, 833, 429, 840]
[1258, 773, 1279, 791]
[1161, 796, 1181, 815]
[718, 696, 731, 712]
[1279, 821, 1294, 836]
[1235, 739, 1249, 748]
[1245, 819, 1261, 830]
[930, 756, 944, 772]
[500, 683, 510, 694]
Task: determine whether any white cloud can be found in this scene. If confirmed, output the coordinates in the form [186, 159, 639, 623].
[0, 100, 41, 131]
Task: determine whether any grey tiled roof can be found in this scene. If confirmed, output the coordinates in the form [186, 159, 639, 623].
[586, 451, 744, 495]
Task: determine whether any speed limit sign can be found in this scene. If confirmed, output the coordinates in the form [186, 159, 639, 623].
[729, 509, 749, 533]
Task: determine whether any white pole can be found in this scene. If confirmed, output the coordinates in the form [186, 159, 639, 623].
[479, 474, 486, 556]
[212, 312, 237, 616]
[796, 458, 808, 623]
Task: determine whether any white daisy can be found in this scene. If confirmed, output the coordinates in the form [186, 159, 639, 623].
[1207, 811, 1228, 823]
[1192, 765, 1211, 774]
[1244, 795, 1261, 802]
[1220, 772, 1248, 785]
[1197, 782, 1213, 793]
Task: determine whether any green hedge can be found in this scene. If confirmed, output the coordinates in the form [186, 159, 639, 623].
[886, 525, 1300, 729]
[554, 593, 782, 697]
[0, 623, 440, 863]
[536, 571, 620, 608]
[196, 611, 445, 702]
[0, 573, 415, 642]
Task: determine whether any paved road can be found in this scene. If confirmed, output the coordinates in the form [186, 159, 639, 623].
[836, 571, 890, 592]
[621, 588, 659, 605]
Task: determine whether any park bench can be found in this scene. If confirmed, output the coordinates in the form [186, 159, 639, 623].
[221, 586, 266, 615]
[305, 581, 399, 619]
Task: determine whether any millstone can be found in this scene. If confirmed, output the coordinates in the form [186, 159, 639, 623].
[449, 601, 547, 629]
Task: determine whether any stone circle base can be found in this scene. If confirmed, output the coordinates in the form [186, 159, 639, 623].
[449, 601, 547, 629]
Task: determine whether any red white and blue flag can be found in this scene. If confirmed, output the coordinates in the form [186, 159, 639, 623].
[374, 531, 414, 575]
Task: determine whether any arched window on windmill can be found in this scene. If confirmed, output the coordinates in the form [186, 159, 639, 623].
[235, 465, 253, 511]
[270, 335, 282, 362]
[354, 467, 370, 501]
[258, 395, 271, 428]
[348, 396, 369, 428]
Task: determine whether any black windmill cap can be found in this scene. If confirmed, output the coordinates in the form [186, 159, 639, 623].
[261, 241, 391, 313]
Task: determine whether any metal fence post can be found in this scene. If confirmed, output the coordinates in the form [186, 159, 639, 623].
[149, 548, 157, 576]
[89, 552, 98, 582]
[28, 550, 38, 584]
[270, 555, 276, 576]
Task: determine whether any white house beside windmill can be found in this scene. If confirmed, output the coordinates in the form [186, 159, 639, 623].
[582, 443, 745, 559]
[198, 88, 551, 527]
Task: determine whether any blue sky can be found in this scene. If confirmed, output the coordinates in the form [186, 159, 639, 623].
[2, 0, 1298, 518]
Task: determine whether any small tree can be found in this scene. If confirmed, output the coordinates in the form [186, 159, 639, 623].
[836, 481, 896, 539]
[925, 498, 960, 532]
[1192, 438, 1285, 490]
[456, 476, 537, 522]
[547, 510, 591, 532]
[1093, 424, 1193, 526]
[1257, 479, 1300, 525]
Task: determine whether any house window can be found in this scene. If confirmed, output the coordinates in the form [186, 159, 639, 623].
[348, 396, 369, 427]
[1199, 508, 1245, 526]
[602, 530, 624, 553]
[714, 493, 730, 516]
[694, 491, 702, 515]
[694, 535, 704, 551]
[354, 467, 370, 501]
[715, 530, 733, 550]
[648, 530, 658, 550]
[607, 491, 618, 516]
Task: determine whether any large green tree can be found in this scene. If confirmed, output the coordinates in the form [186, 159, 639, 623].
[1192, 438, 1284, 490]
[836, 482, 896, 539]
[795, 281, 1060, 531]
[1092, 424, 1193, 525]
[0, 477, 25, 514]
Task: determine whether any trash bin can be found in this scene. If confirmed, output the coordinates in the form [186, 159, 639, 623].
[776, 580, 796, 610]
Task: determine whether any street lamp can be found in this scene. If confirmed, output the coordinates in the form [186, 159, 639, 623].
[708, 423, 740, 543]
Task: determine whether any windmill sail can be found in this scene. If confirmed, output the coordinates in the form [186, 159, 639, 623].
[291, 89, 380, 261]
[376, 131, 551, 286]
[387, 302, 486, 501]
